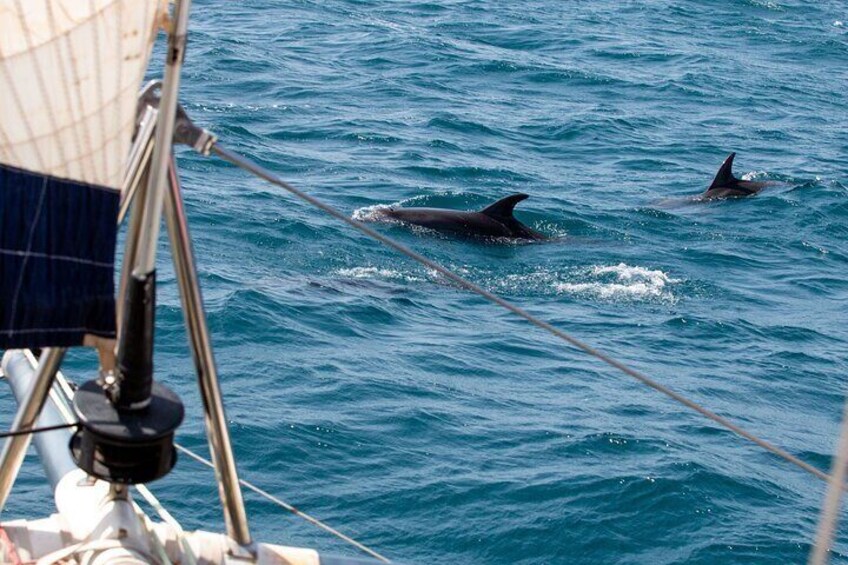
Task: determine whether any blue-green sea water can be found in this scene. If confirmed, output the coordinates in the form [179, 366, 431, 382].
[4, 1, 848, 563]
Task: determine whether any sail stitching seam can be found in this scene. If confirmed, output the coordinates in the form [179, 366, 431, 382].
[0, 249, 113, 268]
[3, 327, 116, 335]
[5, 177, 48, 338]
[14, 0, 70, 178]
[0, 24, 46, 172]
[46, 0, 86, 183]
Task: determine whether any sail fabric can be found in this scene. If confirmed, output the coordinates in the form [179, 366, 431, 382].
[1, 163, 119, 346]
[0, 0, 165, 347]
[0, 0, 165, 188]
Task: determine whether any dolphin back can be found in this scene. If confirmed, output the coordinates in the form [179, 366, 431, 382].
[478, 193, 544, 239]
[376, 193, 544, 240]
[708, 152, 738, 190]
[479, 193, 529, 222]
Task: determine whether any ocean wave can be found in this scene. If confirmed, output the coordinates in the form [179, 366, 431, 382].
[556, 263, 680, 302]
[334, 262, 680, 304]
[336, 266, 425, 283]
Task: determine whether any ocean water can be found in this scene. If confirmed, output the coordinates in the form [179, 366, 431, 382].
[4, 1, 848, 563]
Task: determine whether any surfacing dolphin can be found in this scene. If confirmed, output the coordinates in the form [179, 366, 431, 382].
[700, 152, 770, 200]
[374, 193, 545, 240]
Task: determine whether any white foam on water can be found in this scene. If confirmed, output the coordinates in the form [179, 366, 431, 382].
[491, 269, 562, 294]
[557, 281, 666, 300]
[336, 266, 424, 283]
[749, 0, 782, 10]
[591, 263, 679, 283]
[556, 263, 680, 302]
[351, 204, 392, 221]
[741, 170, 769, 181]
[336, 262, 679, 303]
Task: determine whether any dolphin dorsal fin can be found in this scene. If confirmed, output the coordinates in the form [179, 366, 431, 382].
[709, 152, 738, 189]
[480, 193, 529, 221]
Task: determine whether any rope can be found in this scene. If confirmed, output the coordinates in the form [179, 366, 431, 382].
[174, 443, 391, 563]
[24, 354, 387, 562]
[0, 422, 78, 439]
[134, 483, 197, 565]
[131, 496, 175, 565]
[211, 142, 838, 490]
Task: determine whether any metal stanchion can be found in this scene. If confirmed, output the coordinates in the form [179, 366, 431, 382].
[0, 348, 66, 511]
[164, 155, 252, 546]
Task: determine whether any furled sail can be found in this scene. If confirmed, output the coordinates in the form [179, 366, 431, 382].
[0, 0, 165, 347]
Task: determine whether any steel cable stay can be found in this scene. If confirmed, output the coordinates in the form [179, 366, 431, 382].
[174, 444, 391, 563]
[0, 421, 78, 439]
[38, 368, 391, 562]
[205, 141, 842, 494]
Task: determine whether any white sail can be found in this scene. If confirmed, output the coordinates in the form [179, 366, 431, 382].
[0, 0, 166, 189]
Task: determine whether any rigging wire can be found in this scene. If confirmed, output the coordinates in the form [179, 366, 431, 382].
[174, 443, 391, 563]
[211, 142, 838, 490]
[0, 421, 77, 439]
[21, 357, 387, 562]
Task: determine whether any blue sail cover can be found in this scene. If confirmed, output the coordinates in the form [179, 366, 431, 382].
[0, 0, 165, 348]
[0, 164, 119, 347]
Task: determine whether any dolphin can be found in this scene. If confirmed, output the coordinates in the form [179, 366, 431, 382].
[374, 193, 545, 240]
[701, 152, 770, 200]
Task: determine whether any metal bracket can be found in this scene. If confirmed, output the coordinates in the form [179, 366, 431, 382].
[134, 80, 163, 136]
[174, 104, 217, 156]
[132, 81, 217, 156]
